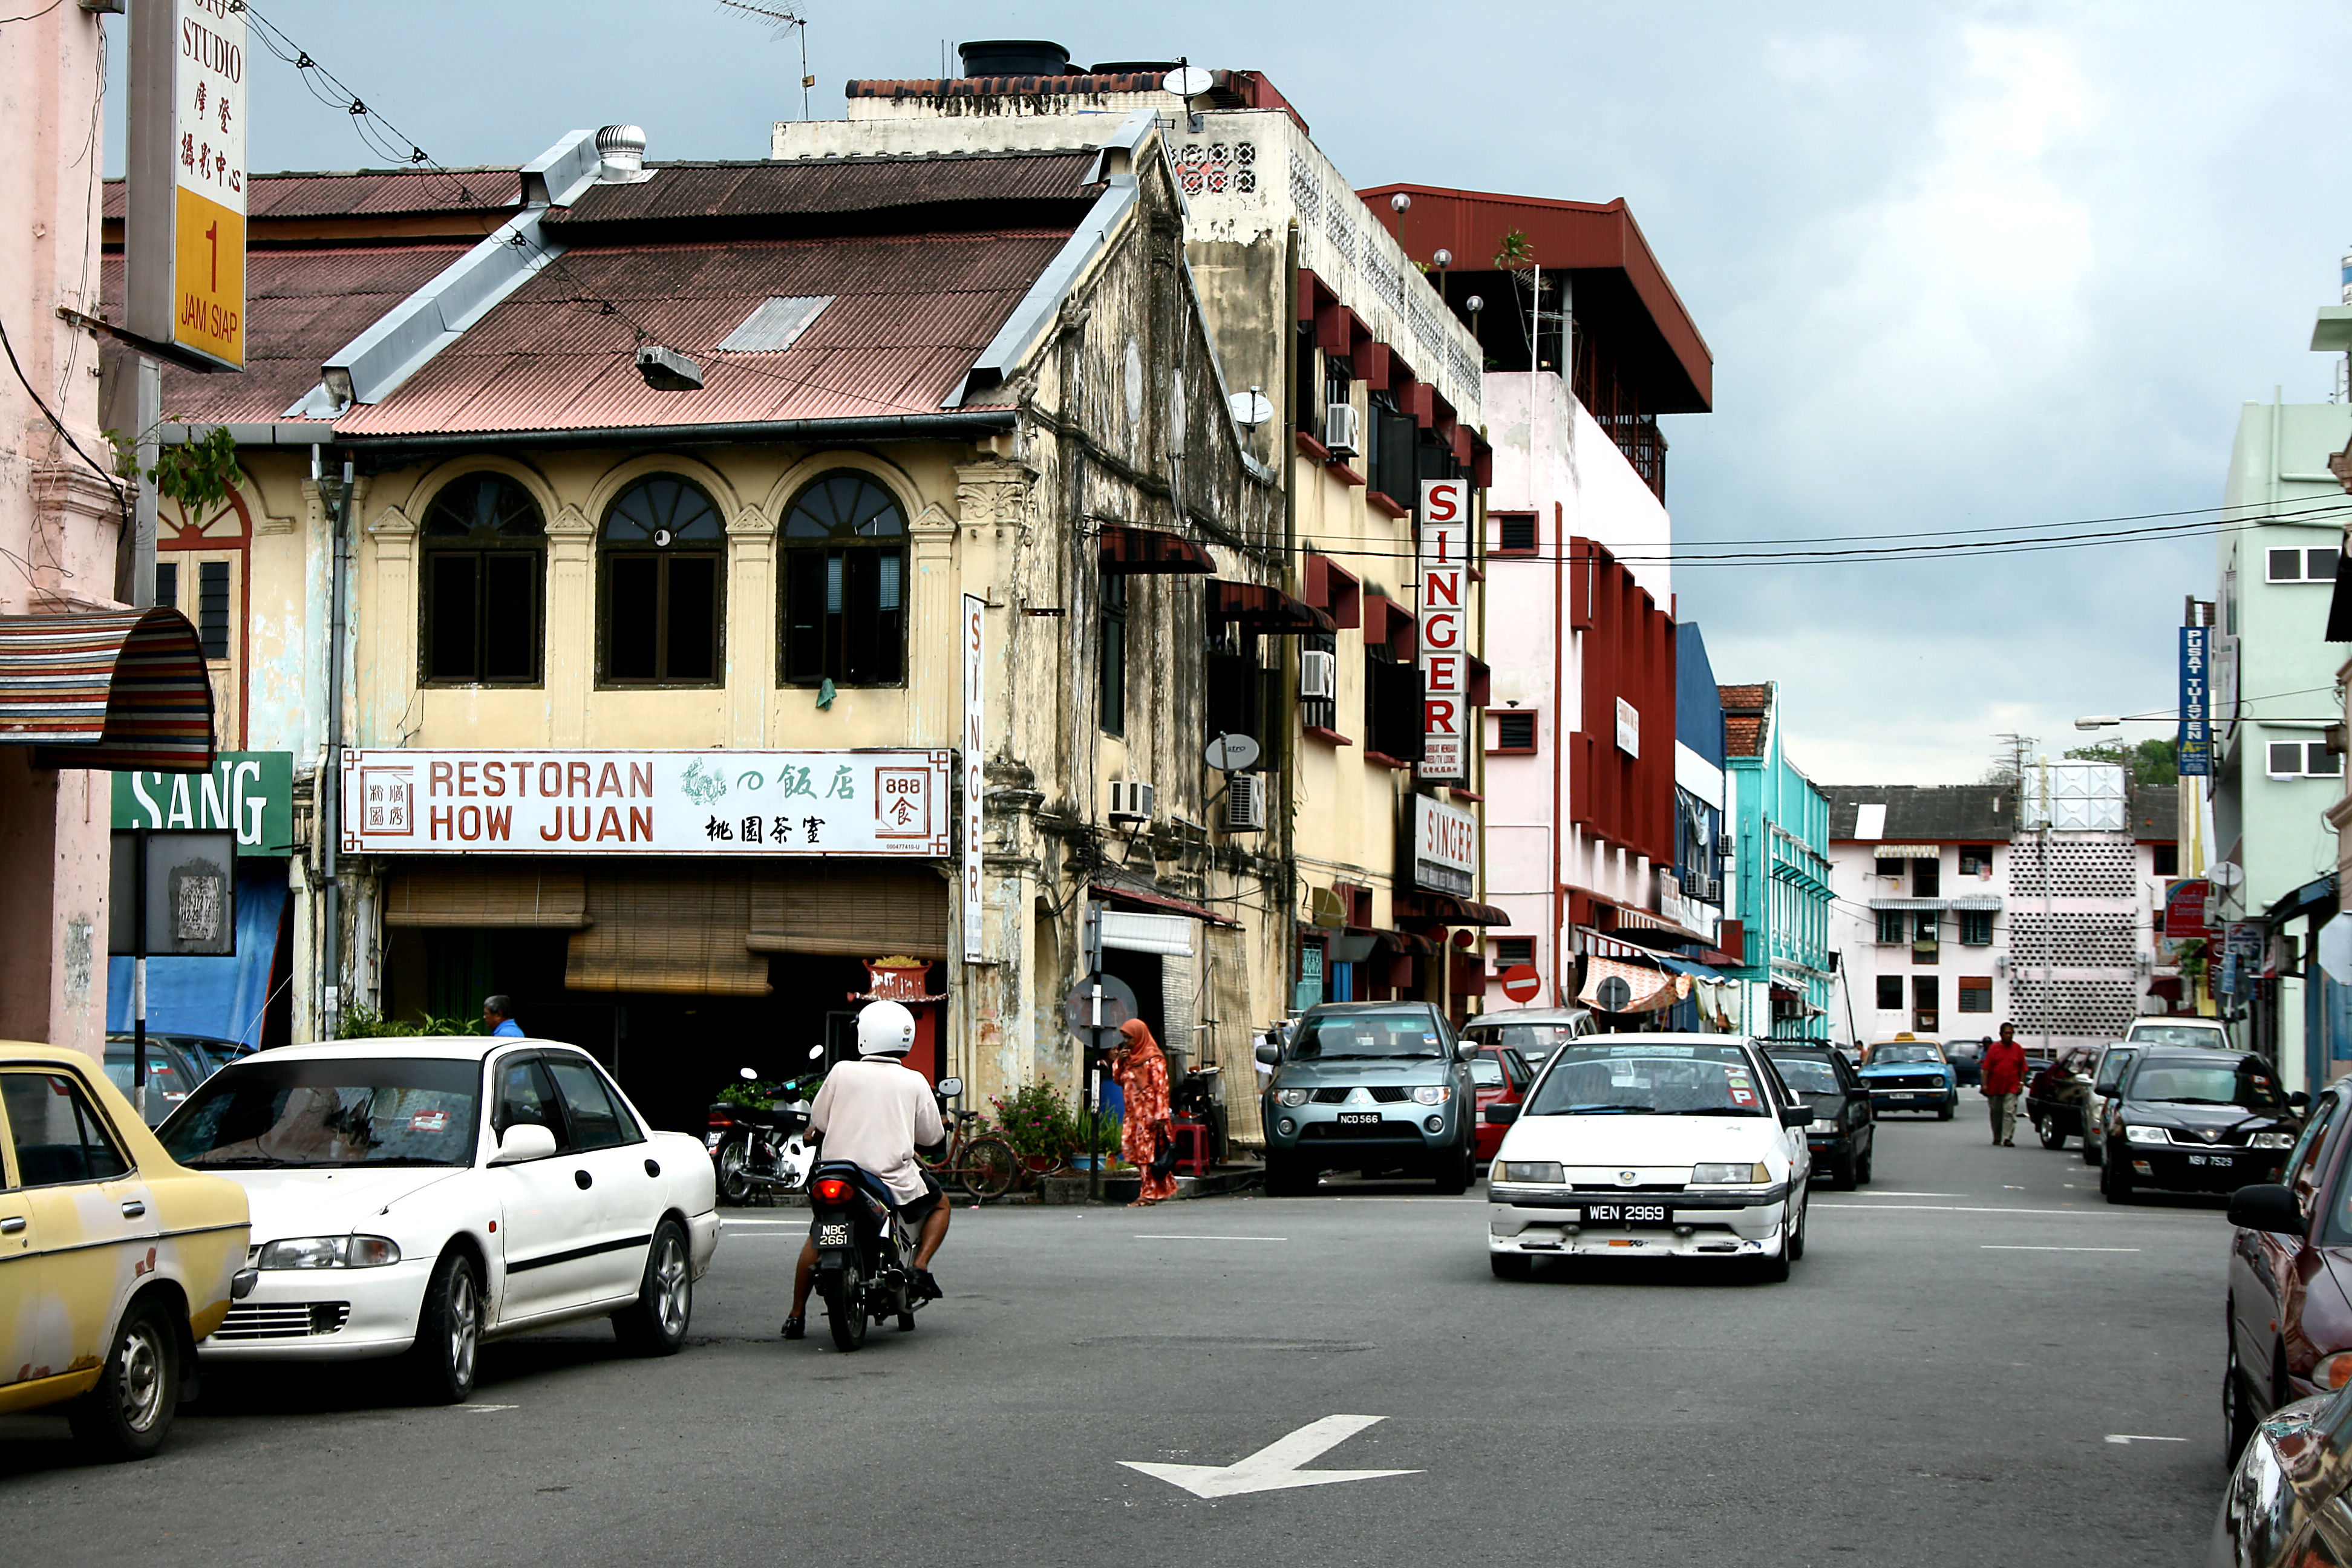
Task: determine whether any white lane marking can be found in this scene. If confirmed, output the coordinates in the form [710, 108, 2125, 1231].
[464, 1404, 520, 1413]
[1121, 1414, 1421, 1498]
[1135, 1235, 1288, 1242]
[1844, 1192, 1964, 1198]
[2106, 1434, 2188, 1445]
[1982, 1245, 2141, 1253]
[1812, 1203, 2094, 1216]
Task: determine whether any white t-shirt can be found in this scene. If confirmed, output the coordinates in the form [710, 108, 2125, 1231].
[808, 1057, 946, 1206]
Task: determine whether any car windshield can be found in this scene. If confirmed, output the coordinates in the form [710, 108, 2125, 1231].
[2126, 1058, 2284, 1110]
[160, 1056, 482, 1168]
[1525, 1045, 1770, 1117]
[1465, 1023, 1579, 1056]
[1870, 1045, 1941, 1065]
[1290, 1011, 1446, 1060]
[1468, 1057, 1505, 1086]
[102, 1040, 201, 1122]
[1773, 1057, 1843, 1096]
[1945, 1041, 1984, 1059]
[2126, 1025, 2229, 1048]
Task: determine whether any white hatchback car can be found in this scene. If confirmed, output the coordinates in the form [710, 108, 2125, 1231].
[1484, 1034, 1814, 1281]
[154, 1037, 719, 1401]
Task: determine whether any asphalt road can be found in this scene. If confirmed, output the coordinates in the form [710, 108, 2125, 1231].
[2, 1105, 2235, 1567]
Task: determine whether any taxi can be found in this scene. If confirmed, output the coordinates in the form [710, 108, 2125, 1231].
[0, 1041, 251, 1459]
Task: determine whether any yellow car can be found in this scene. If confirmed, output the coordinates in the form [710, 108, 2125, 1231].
[0, 1040, 251, 1459]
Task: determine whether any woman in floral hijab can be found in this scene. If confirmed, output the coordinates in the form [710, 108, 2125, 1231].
[1109, 1017, 1180, 1205]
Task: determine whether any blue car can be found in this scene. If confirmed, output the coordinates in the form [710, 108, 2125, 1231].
[1858, 1037, 1957, 1120]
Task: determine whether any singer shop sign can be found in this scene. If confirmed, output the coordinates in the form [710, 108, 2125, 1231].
[339, 749, 952, 858]
[1418, 477, 1472, 780]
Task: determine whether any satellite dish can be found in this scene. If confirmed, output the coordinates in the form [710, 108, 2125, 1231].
[2210, 862, 2246, 889]
[1162, 65, 1214, 98]
[1204, 733, 1261, 773]
[1594, 976, 1634, 1012]
[1229, 388, 1274, 429]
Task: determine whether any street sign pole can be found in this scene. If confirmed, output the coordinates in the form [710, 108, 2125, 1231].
[1088, 979, 1104, 1204]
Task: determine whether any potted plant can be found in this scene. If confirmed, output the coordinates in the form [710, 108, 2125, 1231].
[991, 1082, 1081, 1174]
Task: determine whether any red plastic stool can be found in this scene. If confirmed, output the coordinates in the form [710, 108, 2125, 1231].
[1166, 1119, 1212, 1177]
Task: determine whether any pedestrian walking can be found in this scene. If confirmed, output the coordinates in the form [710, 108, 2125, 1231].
[1109, 1017, 1180, 1206]
[482, 995, 525, 1037]
[1982, 1022, 2028, 1146]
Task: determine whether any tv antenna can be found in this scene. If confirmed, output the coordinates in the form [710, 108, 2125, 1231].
[717, 1, 815, 122]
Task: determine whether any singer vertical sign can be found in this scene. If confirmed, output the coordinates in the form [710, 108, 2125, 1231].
[1419, 478, 1471, 780]
[128, 0, 248, 370]
[961, 594, 986, 961]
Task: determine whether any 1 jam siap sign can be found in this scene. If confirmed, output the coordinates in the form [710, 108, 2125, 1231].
[340, 750, 952, 857]
[1418, 478, 1471, 780]
[128, 0, 247, 369]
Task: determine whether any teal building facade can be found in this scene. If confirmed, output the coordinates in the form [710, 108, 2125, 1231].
[1720, 682, 1835, 1040]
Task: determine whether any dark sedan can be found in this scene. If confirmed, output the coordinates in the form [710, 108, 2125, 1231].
[2025, 1047, 2097, 1149]
[1944, 1037, 1986, 1088]
[2098, 1047, 2301, 1204]
[1767, 1044, 1875, 1189]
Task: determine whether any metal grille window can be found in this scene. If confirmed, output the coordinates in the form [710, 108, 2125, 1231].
[1876, 910, 1906, 944]
[1494, 513, 1537, 555]
[1959, 976, 1993, 1013]
[1495, 937, 1535, 968]
[1959, 909, 1993, 946]
[422, 475, 545, 685]
[1875, 975, 1902, 1010]
[196, 560, 230, 659]
[154, 560, 178, 610]
[1099, 569, 1127, 737]
[781, 471, 906, 687]
[1492, 711, 1537, 753]
[1958, 845, 1994, 875]
[602, 476, 723, 685]
[1300, 631, 1337, 733]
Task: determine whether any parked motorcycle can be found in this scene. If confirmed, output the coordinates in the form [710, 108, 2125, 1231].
[707, 1050, 825, 1205]
[1172, 1059, 1228, 1167]
[805, 1075, 962, 1351]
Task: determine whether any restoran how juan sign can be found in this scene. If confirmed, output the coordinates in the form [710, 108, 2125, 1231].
[1418, 477, 1470, 780]
[339, 750, 952, 857]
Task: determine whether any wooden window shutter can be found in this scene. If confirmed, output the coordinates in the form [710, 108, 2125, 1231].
[384, 866, 589, 928]
[746, 867, 949, 959]
[565, 869, 769, 995]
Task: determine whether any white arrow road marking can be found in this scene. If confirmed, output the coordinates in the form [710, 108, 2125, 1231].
[2105, 1434, 2188, 1445]
[1983, 1245, 2141, 1253]
[1132, 1234, 1289, 1242]
[1121, 1414, 1422, 1498]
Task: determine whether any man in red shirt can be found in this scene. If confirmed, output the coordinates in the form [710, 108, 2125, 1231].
[1981, 1022, 2029, 1146]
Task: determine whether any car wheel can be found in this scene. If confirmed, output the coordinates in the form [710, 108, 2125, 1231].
[1788, 1198, 1808, 1263]
[2104, 1152, 2135, 1205]
[1754, 1222, 1792, 1283]
[714, 1135, 754, 1205]
[612, 1218, 693, 1356]
[66, 1296, 179, 1461]
[2037, 1114, 2067, 1151]
[1854, 1140, 1873, 1186]
[1936, 1098, 1955, 1121]
[403, 1249, 482, 1404]
[1491, 1252, 1534, 1281]
[1432, 1141, 1472, 1196]
[1261, 1153, 1304, 1197]
[2083, 1133, 2103, 1166]
[2226, 1322, 2259, 1459]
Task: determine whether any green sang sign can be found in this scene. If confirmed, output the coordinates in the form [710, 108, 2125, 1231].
[113, 750, 293, 857]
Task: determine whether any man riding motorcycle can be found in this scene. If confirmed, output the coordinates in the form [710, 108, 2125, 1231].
[782, 999, 949, 1341]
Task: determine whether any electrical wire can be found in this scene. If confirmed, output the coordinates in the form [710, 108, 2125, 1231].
[0, 0, 66, 24]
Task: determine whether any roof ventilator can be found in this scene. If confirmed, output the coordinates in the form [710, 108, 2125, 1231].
[595, 124, 655, 184]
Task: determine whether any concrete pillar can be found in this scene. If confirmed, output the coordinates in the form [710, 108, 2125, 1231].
[725, 504, 773, 748]
[544, 505, 595, 746]
[362, 501, 416, 750]
[907, 503, 959, 748]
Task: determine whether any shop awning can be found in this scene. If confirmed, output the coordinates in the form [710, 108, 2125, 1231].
[1099, 524, 1215, 575]
[1101, 910, 1194, 957]
[1872, 844, 1939, 860]
[1394, 891, 1512, 926]
[1609, 907, 1711, 947]
[1207, 580, 1335, 635]
[0, 608, 215, 772]
[1654, 955, 1726, 983]
[1578, 955, 1679, 1014]
[1091, 882, 1240, 927]
[1373, 928, 1436, 956]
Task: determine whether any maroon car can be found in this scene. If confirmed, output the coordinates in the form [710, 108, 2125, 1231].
[1466, 1044, 1531, 1162]
[2225, 1077, 2345, 1456]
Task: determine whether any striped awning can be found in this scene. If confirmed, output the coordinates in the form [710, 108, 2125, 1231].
[0, 609, 216, 773]
[1872, 844, 1939, 859]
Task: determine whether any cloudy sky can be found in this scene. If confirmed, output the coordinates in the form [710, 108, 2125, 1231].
[107, 1, 2352, 785]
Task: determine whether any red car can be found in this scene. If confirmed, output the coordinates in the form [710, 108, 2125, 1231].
[1466, 1044, 1532, 1162]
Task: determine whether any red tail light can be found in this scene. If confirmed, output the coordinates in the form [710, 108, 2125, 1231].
[708, 1110, 736, 1128]
[813, 1178, 851, 1206]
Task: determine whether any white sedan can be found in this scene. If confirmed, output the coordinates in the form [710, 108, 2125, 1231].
[155, 1037, 719, 1401]
[1483, 1034, 1814, 1281]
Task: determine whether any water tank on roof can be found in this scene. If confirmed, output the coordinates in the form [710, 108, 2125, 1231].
[1089, 60, 1179, 75]
[958, 39, 1072, 77]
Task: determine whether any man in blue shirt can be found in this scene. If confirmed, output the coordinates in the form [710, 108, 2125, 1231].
[482, 995, 525, 1037]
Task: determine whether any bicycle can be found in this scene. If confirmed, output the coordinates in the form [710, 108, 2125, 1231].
[921, 1104, 1019, 1200]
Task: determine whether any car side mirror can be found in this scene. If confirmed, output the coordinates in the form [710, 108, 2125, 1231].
[1778, 1105, 1812, 1128]
[1484, 1103, 1519, 1126]
[491, 1122, 557, 1166]
[936, 1076, 963, 1099]
[2229, 1183, 2306, 1238]
[2290, 1091, 2312, 1111]
[1255, 1042, 1282, 1067]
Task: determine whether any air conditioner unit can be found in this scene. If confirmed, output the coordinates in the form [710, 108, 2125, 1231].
[1108, 780, 1155, 825]
[1224, 772, 1268, 833]
[1299, 649, 1336, 701]
[1322, 402, 1362, 458]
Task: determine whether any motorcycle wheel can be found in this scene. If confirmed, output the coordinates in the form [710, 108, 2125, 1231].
[820, 1260, 868, 1353]
[714, 1135, 754, 1206]
[961, 1135, 1019, 1200]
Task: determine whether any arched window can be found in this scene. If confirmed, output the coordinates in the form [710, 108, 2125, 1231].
[420, 474, 545, 684]
[780, 471, 906, 687]
[600, 475, 724, 684]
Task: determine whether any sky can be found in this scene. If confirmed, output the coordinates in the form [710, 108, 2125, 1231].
[104, 1, 2352, 786]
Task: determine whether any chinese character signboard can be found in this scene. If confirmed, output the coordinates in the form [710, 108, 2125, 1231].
[339, 750, 952, 857]
[962, 594, 986, 962]
[114, 750, 292, 857]
[2179, 626, 2211, 777]
[128, 0, 247, 369]
[1418, 478, 1471, 780]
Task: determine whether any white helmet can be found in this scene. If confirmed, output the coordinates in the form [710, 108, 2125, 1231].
[856, 999, 918, 1057]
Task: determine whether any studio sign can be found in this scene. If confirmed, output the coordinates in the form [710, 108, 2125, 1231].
[339, 749, 953, 858]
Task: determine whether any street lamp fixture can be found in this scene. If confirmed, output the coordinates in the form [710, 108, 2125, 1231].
[2074, 715, 2121, 731]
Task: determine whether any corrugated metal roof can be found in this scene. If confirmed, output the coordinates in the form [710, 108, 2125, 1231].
[334, 229, 1073, 437]
[103, 168, 520, 223]
[542, 152, 1098, 227]
[101, 244, 475, 424]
